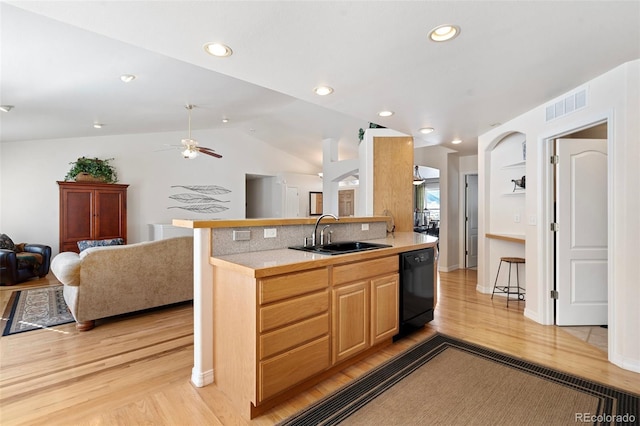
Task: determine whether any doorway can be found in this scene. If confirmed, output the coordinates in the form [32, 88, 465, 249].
[465, 174, 478, 268]
[550, 123, 608, 326]
[338, 189, 355, 217]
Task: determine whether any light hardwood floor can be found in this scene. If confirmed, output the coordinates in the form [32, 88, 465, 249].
[1, 270, 638, 425]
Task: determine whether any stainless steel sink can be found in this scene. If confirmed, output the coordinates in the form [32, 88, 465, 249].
[288, 241, 392, 255]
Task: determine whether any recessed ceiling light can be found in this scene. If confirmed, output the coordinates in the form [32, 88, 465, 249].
[314, 86, 334, 96]
[93, 123, 103, 129]
[203, 42, 233, 57]
[452, 139, 462, 145]
[0, 105, 14, 112]
[378, 110, 394, 117]
[429, 24, 460, 42]
[120, 74, 136, 83]
[222, 118, 229, 123]
[419, 127, 435, 134]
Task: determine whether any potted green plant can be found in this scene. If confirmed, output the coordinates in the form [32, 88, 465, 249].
[64, 157, 118, 183]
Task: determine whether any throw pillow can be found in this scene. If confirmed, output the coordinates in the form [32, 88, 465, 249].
[0, 234, 16, 251]
[77, 238, 125, 252]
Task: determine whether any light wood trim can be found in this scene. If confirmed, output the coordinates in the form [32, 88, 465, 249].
[332, 255, 398, 286]
[373, 136, 414, 232]
[258, 336, 330, 402]
[173, 216, 390, 229]
[486, 233, 526, 244]
[332, 281, 370, 364]
[260, 314, 329, 360]
[371, 274, 399, 345]
[259, 291, 329, 333]
[259, 268, 328, 305]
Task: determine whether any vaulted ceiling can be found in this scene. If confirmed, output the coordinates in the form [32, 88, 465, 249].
[1, 1, 639, 166]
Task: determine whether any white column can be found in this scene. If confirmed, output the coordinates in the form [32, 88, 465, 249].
[191, 228, 214, 387]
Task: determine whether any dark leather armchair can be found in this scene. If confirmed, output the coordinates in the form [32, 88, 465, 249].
[0, 234, 51, 285]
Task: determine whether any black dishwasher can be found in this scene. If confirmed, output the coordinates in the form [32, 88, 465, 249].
[395, 248, 435, 339]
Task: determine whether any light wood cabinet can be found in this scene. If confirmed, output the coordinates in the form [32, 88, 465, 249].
[58, 181, 128, 253]
[332, 281, 370, 363]
[257, 268, 330, 401]
[371, 274, 400, 345]
[332, 256, 399, 364]
[212, 254, 401, 418]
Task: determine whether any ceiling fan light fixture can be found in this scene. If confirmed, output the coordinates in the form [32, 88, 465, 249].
[182, 147, 199, 159]
[419, 127, 435, 134]
[203, 42, 233, 57]
[93, 123, 103, 129]
[314, 86, 334, 96]
[429, 24, 460, 42]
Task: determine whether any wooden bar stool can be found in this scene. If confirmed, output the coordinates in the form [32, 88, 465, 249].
[491, 257, 525, 307]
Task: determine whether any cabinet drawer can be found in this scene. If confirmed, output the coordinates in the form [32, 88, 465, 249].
[260, 291, 329, 333]
[259, 268, 328, 305]
[259, 336, 330, 401]
[260, 313, 329, 360]
[333, 256, 398, 286]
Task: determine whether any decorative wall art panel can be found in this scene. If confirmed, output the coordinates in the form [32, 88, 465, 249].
[168, 184, 231, 215]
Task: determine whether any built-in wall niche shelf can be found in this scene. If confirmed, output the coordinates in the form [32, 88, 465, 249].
[501, 160, 526, 169]
[502, 190, 525, 196]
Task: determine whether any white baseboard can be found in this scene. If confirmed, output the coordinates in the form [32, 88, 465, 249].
[439, 264, 459, 272]
[610, 352, 640, 373]
[191, 367, 214, 388]
[476, 284, 491, 294]
[524, 307, 541, 323]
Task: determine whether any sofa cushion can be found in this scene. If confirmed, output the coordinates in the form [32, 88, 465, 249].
[77, 238, 125, 252]
[0, 234, 15, 251]
[16, 252, 43, 272]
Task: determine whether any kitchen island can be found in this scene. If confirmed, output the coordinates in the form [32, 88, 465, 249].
[174, 217, 438, 419]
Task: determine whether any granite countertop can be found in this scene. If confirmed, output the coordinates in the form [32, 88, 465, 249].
[210, 232, 438, 278]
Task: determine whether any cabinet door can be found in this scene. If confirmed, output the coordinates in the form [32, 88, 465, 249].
[332, 281, 369, 364]
[60, 187, 94, 251]
[94, 189, 127, 240]
[371, 274, 399, 345]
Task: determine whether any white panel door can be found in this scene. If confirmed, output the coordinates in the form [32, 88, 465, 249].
[465, 174, 478, 268]
[556, 139, 607, 325]
[285, 186, 299, 217]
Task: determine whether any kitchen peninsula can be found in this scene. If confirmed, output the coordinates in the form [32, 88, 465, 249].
[174, 216, 438, 419]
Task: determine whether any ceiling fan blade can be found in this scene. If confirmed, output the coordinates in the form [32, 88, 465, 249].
[198, 147, 223, 158]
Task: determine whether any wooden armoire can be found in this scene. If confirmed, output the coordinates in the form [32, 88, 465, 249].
[58, 181, 129, 253]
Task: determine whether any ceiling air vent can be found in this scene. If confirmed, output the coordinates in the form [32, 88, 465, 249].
[545, 87, 587, 122]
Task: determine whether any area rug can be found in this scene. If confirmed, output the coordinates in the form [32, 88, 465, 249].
[2, 286, 74, 336]
[279, 334, 639, 425]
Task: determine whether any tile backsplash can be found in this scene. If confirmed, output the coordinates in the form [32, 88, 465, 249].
[212, 221, 387, 256]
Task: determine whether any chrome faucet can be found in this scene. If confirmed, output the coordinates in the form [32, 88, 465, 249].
[321, 225, 333, 245]
[312, 214, 338, 246]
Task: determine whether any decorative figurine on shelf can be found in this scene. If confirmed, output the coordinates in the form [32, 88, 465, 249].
[511, 175, 526, 192]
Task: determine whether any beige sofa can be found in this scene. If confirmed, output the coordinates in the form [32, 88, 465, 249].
[51, 236, 193, 331]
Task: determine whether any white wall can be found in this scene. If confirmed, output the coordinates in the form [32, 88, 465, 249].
[0, 128, 317, 255]
[278, 172, 323, 217]
[478, 60, 640, 372]
[414, 145, 459, 271]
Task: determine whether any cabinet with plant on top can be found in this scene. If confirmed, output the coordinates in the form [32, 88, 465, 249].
[57, 181, 128, 253]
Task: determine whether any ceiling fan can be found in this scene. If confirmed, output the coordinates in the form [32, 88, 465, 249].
[178, 104, 222, 159]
